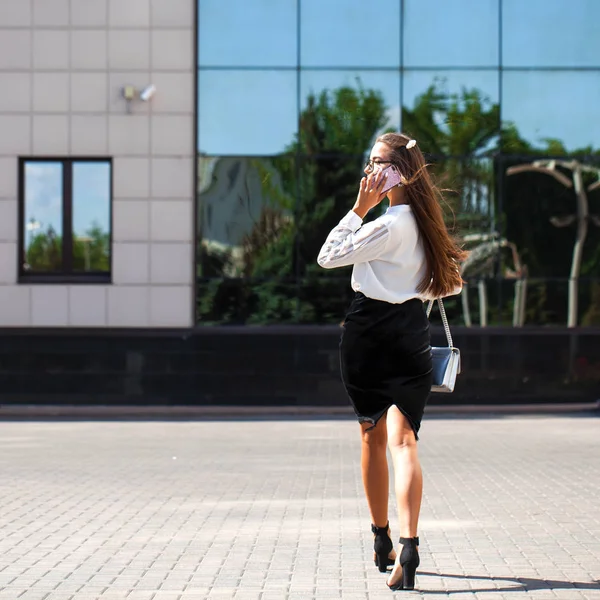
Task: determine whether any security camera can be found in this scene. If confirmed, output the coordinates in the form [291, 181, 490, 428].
[140, 84, 156, 102]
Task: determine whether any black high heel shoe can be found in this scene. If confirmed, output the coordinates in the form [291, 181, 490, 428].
[371, 522, 395, 573]
[387, 536, 420, 591]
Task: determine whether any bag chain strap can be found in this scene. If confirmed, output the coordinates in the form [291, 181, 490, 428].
[426, 298, 454, 348]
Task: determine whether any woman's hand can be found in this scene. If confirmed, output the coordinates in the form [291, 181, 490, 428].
[352, 171, 388, 219]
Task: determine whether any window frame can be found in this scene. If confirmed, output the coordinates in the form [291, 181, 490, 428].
[18, 156, 113, 284]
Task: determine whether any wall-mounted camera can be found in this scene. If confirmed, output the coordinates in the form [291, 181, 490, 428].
[121, 84, 157, 112]
[140, 84, 157, 102]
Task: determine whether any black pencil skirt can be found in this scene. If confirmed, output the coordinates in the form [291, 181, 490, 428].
[339, 292, 433, 439]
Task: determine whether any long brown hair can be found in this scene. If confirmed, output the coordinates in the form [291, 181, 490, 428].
[376, 132, 468, 298]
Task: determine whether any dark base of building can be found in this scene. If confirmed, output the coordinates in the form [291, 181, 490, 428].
[0, 327, 598, 406]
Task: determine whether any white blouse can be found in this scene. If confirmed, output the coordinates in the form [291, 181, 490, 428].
[318, 205, 450, 304]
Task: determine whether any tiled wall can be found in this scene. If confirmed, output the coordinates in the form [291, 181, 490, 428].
[0, 0, 195, 327]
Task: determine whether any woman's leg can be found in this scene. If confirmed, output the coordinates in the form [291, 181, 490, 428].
[359, 416, 390, 528]
[386, 405, 422, 537]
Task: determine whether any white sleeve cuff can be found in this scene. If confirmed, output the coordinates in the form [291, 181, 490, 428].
[339, 210, 363, 232]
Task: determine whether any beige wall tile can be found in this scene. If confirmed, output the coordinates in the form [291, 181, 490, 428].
[0, 116, 31, 155]
[70, 115, 108, 154]
[0, 286, 31, 326]
[33, 0, 69, 26]
[0, 0, 31, 26]
[0, 73, 31, 113]
[150, 200, 192, 242]
[69, 286, 108, 326]
[0, 200, 18, 242]
[151, 0, 194, 27]
[31, 286, 69, 326]
[151, 158, 193, 198]
[109, 0, 150, 28]
[71, 0, 108, 26]
[71, 72, 109, 112]
[33, 73, 70, 112]
[0, 158, 18, 198]
[0, 31, 32, 69]
[71, 31, 108, 70]
[0, 242, 17, 284]
[113, 200, 150, 242]
[33, 31, 70, 70]
[149, 286, 192, 327]
[151, 30, 193, 70]
[109, 115, 150, 155]
[151, 115, 194, 156]
[108, 286, 150, 327]
[109, 30, 151, 70]
[33, 115, 69, 154]
[150, 243, 192, 284]
[113, 243, 150, 284]
[113, 157, 150, 198]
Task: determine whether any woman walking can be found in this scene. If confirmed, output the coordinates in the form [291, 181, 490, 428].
[317, 133, 466, 591]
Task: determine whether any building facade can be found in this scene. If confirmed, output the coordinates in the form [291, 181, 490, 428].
[0, 0, 195, 328]
[0, 0, 598, 405]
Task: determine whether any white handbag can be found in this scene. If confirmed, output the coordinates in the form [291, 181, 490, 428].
[426, 298, 461, 393]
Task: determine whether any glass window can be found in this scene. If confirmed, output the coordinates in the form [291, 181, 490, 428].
[501, 71, 600, 153]
[197, 155, 295, 279]
[196, 279, 298, 324]
[72, 163, 111, 273]
[20, 159, 112, 282]
[502, 0, 600, 67]
[198, 0, 297, 67]
[198, 70, 298, 155]
[403, 0, 499, 67]
[300, 0, 401, 67]
[402, 71, 500, 155]
[23, 162, 63, 273]
[300, 70, 401, 150]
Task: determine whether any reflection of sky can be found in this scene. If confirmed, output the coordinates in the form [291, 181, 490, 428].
[25, 162, 110, 246]
[197, 0, 600, 154]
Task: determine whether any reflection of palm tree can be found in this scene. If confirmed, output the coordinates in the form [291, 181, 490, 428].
[507, 160, 600, 327]
[403, 82, 500, 232]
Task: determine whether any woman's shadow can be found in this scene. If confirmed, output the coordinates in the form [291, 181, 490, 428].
[415, 571, 600, 594]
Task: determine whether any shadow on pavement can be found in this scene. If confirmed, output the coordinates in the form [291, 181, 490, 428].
[417, 571, 600, 594]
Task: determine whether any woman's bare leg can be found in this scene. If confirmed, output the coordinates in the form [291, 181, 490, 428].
[385, 405, 422, 585]
[360, 416, 390, 528]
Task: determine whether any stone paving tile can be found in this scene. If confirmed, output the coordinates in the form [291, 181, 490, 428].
[0, 415, 598, 599]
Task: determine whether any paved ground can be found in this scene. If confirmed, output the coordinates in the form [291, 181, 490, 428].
[0, 414, 599, 600]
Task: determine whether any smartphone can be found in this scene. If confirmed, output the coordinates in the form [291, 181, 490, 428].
[379, 164, 403, 194]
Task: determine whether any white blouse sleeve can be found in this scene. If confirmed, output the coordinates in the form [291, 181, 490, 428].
[317, 210, 391, 269]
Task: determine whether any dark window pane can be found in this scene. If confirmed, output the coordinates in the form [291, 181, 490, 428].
[196, 278, 298, 325]
[501, 71, 600, 153]
[300, 0, 400, 67]
[502, 0, 600, 67]
[198, 0, 297, 67]
[404, 0, 498, 67]
[72, 162, 111, 273]
[296, 153, 361, 280]
[499, 156, 600, 326]
[197, 155, 295, 279]
[23, 162, 63, 272]
[402, 71, 500, 155]
[198, 70, 298, 155]
[297, 277, 353, 324]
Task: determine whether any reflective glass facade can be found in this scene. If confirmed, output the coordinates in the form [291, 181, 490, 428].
[196, 0, 600, 327]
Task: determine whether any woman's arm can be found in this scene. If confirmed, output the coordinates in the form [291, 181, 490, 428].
[317, 211, 391, 269]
